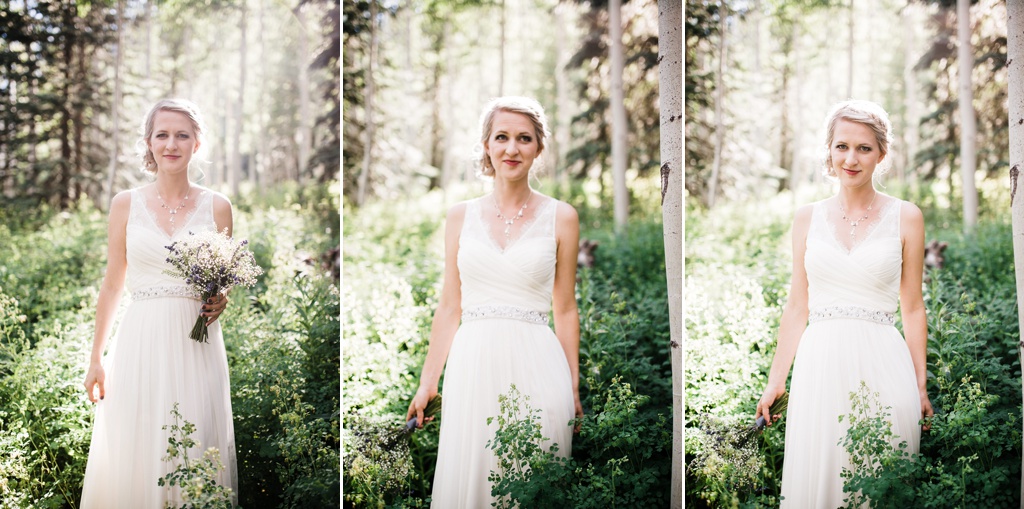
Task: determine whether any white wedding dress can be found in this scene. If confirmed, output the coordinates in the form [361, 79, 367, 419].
[781, 197, 921, 508]
[81, 188, 237, 508]
[430, 196, 575, 508]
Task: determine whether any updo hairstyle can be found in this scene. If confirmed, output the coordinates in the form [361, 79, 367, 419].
[137, 98, 208, 175]
[822, 99, 894, 178]
[476, 96, 551, 177]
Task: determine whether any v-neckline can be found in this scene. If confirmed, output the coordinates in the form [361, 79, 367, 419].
[136, 188, 207, 240]
[480, 197, 554, 254]
[823, 197, 898, 255]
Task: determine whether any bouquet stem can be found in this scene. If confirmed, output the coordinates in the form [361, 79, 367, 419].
[190, 291, 215, 343]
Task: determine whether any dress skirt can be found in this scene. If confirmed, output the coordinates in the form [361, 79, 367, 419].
[781, 318, 921, 508]
[80, 294, 237, 508]
[430, 317, 575, 508]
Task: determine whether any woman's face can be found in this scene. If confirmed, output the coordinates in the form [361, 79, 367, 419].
[148, 110, 199, 175]
[485, 111, 540, 180]
[829, 119, 885, 188]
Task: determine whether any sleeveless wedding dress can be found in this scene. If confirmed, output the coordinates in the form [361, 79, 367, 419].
[430, 196, 575, 508]
[781, 197, 921, 508]
[81, 188, 237, 508]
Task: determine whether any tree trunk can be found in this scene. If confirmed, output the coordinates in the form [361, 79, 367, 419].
[847, 0, 854, 99]
[356, 0, 377, 206]
[498, 0, 505, 96]
[901, 4, 920, 185]
[297, 3, 312, 181]
[1006, 1, 1024, 501]
[610, 0, 628, 232]
[707, 1, 727, 209]
[658, 2, 682, 506]
[231, 0, 248, 197]
[105, 0, 125, 211]
[957, 0, 978, 233]
[554, 2, 572, 186]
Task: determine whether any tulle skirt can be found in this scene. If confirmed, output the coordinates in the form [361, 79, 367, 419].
[81, 295, 237, 508]
[781, 319, 921, 508]
[430, 317, 574, 509]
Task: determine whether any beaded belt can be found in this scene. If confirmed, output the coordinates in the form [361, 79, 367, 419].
[461, 305, 548, 325]
[132, 285, 201, 302]
[808, 305, 895, 326]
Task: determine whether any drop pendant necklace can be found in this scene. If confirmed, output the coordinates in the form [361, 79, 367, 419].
[839, 192, 878, 240]
[493, 194, 531, 242]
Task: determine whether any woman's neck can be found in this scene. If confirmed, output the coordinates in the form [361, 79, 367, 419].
[838, 185, 877, 211]
[154, 174, 192, 200]
[492, 179, 533, 209]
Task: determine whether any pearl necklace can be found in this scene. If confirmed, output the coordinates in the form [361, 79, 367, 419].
[838, 192, 877, 240]
[157, 189, 191, 225]
[492, 194, 531, 241]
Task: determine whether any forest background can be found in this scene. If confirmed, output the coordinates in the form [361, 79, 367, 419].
[687, 0, 1024, 507]
[0, 0, 342, 507]
[343, 0, 681, 507]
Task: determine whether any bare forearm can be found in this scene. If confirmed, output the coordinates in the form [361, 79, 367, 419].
[418, 303, 461, 390]
[90, 281, 124, 364]
[902, 306, 928, 390]
[766, 305, 809, 389]
[553, 309, 580, 391]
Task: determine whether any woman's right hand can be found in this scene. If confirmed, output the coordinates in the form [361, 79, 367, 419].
[406, 385, 438, 429]
[755, 384, 786, 427]
[84, 363, 106, 403]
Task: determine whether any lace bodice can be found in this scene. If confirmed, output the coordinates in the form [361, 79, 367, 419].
[457, 196, 558, 315]
[804, 197, 903, 314]
[126, 188, 216, 294]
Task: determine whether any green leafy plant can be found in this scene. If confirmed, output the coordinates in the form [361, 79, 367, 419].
[159, 403, 234, 509]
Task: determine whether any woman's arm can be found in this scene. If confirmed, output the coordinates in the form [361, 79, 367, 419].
[83, 191, 131, 403]
[204, 192, 235, 325]
[899, 201, 933, 430]
[406, 203, 466, 428]
[755, 204, 813, 425]
[552, 202, 583, 422]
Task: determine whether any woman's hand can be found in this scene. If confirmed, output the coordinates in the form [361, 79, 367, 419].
[203, 293, 230, 326]
[755, 384, 786, 428]
[406, 385, 438, 429]
[920, 389, 934, 431]
[84, 363, 106, 403]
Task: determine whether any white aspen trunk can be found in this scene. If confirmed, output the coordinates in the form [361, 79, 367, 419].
[707, 1, 726, 209]
[554, 2, 572, 185]
[253, 0, 266, 186]
[104, 0, 125, 211]
[847, 0, 854, 98]
[610, 0, 629, 232]
[297, 3, 312, 181]
[957, 0, 978, 233]
[1006, 1, 1024, 502]
[231, 0, 247, 197]
[498, 0, 505, 96]
[357, 0, 376, 206]
[658, 1, 683, 506]
[901, 5, 920, 185]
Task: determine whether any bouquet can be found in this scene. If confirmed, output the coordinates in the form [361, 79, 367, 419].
[405, 393, 442, 433]
[164, 229, 263, 343]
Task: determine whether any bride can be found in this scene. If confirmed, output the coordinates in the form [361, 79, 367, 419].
[406, 96, 584, 508]
[80, 99, 238, 506]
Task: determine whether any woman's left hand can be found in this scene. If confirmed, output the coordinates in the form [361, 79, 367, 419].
[920, 390, 934, 432]
[203, 293, 230, 325]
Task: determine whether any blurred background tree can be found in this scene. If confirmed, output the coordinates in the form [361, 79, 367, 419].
[0, 0, 340, 210]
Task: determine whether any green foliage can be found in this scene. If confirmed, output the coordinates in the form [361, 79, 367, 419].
[343, 181, 673, 507]
[687, 197, 1022, 507]
[0, 183, 340, 508]
[159, 403, 235, 509]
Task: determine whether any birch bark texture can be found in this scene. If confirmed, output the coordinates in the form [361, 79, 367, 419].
[958, 0, 979, 233]
[1005, 1, 1024, 503]
[610, 0, 629, 233]
[658, 0, 683, 506]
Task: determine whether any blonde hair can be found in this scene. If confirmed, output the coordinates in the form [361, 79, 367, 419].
[475, 96, 551, 177]
[137, 98, 208, 175]
[822, 99, 894, 177]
